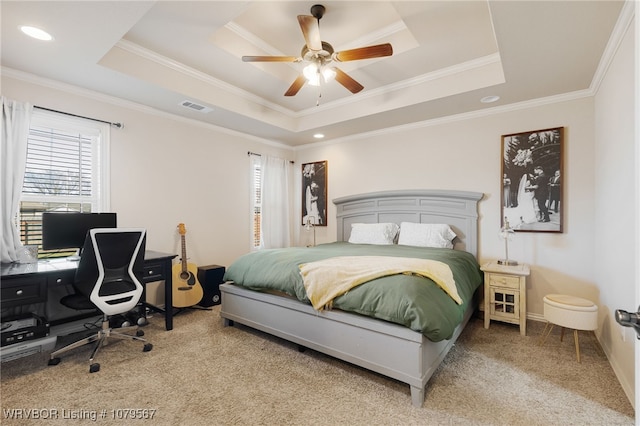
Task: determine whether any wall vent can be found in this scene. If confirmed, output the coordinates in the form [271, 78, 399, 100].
[180, 100, 213, 113]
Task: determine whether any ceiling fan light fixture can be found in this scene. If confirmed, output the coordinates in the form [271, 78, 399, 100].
[322, 67, 336, 82]
[303, 63, 320, 85]
[303, 63, 336, 87]
[243, 4, 392, 99]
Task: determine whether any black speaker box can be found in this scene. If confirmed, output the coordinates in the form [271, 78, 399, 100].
[197, 264, 225, 307]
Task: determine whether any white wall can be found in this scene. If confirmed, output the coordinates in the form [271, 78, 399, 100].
[291, 14, 636, 406]
[295, 97, 597, 318]
[1, 73, 293, 272]
[594, 15, 636, 407]
[2, 17, 635, 404]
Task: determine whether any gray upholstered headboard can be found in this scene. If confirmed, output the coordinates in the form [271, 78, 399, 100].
[333, 190, 483, 258]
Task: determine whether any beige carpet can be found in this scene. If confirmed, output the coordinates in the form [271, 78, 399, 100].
[0, 307, 634, 425]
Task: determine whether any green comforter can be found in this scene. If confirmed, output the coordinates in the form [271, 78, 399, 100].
[223, 242, 483, 341]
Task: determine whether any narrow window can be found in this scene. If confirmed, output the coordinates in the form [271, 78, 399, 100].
[19, 111, 110, 257]
[250, 155, 262, 249]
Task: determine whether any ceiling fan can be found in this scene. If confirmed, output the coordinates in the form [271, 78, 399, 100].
[242, 4, 393, 97]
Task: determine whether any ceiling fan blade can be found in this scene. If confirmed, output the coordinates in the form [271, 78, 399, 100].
[284, 75, 307, 96]
[334, 43, 393, 62]
[333, 67, 364, 94]
[297, 15, 322, 51]
[242, 56, 298, 62]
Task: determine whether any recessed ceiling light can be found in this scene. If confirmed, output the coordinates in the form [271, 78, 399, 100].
[20, 26, 53, 41]
[313, 133, 325, 139]
[480, 95, 500, 104]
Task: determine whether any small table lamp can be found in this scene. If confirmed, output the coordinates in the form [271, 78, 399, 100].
[498, 217, 518, 266]
[305, 216, 316, 247]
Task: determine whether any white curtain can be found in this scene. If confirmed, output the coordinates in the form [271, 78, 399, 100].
[260, 155, 292, 249]
[1, 97, 33, 263]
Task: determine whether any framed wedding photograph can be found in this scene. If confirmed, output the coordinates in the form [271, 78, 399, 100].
[501, 127, 564, 233]
[302, 160, 327, 226]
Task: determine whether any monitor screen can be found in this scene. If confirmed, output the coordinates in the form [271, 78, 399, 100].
[42, 212, 117, 251]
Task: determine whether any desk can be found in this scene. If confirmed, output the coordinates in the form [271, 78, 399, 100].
[0, 250, 177, 331]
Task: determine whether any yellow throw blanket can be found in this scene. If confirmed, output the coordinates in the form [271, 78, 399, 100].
[299, 256, 462, 310]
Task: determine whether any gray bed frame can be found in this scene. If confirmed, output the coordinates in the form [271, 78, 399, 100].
[220, 189, 483, 407]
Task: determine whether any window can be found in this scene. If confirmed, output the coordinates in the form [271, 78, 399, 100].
[250, 155, 262, 249]
[19, 111, 110, 256]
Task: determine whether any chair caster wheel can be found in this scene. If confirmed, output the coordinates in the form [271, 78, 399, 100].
[89, 363, 100, 373]
[143, 343, 153, 352]
[48, 357, 61, 366]
[136, 329, 144, 337]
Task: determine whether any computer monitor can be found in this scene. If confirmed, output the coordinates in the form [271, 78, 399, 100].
[41, 212, 117, 253]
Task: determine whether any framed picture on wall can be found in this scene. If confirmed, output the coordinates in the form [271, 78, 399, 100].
[501, 127, 564, 233]
[302, 161, 327, 226]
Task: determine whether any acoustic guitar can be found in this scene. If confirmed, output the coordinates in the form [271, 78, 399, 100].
[172, 223, 204, 308]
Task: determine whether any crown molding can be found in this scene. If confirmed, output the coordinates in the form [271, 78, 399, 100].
[338, 20, 408, 51]
[1, 66, 293, 150]
[115, 40, 295, 117]
[295, 53, 503, 117]
[590, 0, 635, 93]
[115, 41, 503, 123]
[1, 63, 595, 154]
[225, 21, 289, 57]
[295, 88, 594, 151]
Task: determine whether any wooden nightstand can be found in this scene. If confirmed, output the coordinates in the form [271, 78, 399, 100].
[481, 261, 530, 336]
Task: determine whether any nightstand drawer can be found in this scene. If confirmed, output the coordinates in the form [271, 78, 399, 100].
[1, 277, 47, 307]
[488, 274, 520, 289]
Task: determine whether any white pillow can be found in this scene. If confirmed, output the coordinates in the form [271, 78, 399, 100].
[348, 223, 399, 245]
[397, 222, 457, 249]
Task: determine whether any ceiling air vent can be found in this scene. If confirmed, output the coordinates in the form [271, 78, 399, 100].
[180, 100, 212, 113]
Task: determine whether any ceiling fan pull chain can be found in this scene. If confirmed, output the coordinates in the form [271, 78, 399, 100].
[316, 78, 323, 106]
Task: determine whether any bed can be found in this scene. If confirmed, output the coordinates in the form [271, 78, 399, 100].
[220, 189, 483, 407]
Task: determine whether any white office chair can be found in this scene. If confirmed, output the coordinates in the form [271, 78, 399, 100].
[48, 228, 152, 373]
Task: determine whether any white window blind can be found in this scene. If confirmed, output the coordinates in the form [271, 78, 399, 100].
[19, 111, 110, 254]
[23, 126, 95, 198]
[251, 155, 262, 249]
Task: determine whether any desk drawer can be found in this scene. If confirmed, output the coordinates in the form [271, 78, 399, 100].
[143, 261, 165, 283]
[47, 271, 75, 287]
[1, 276, 47, 307]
